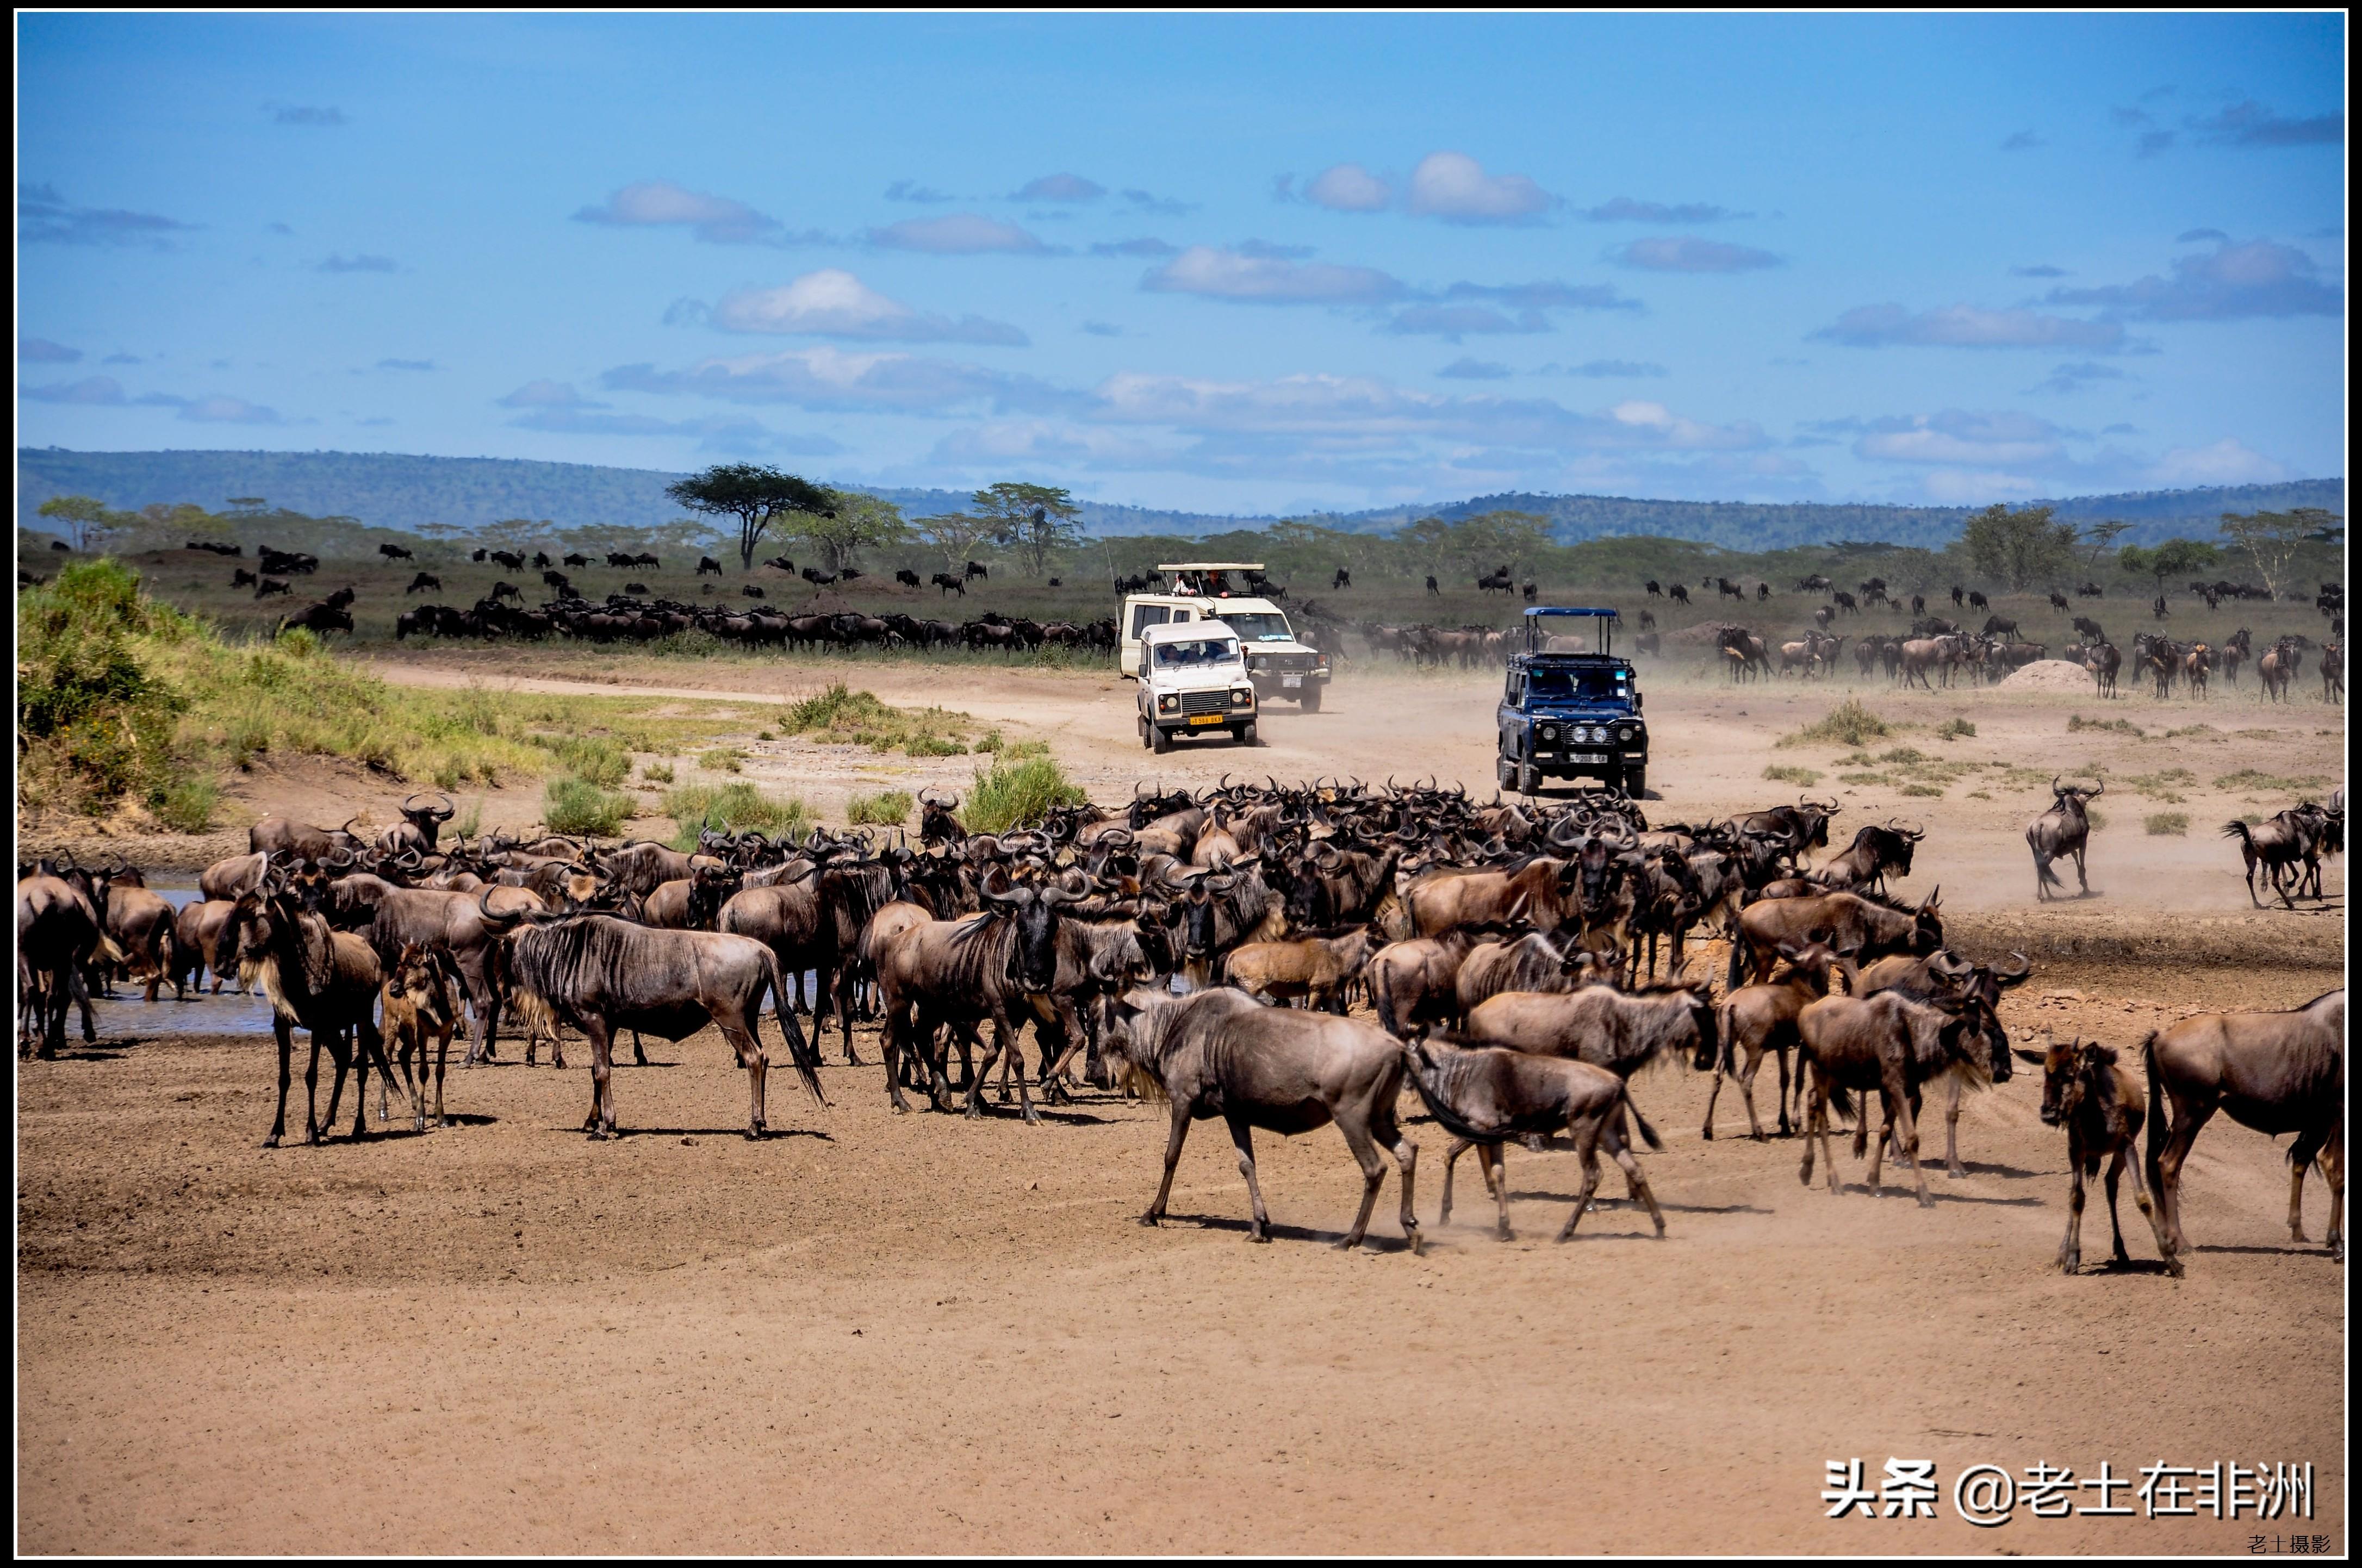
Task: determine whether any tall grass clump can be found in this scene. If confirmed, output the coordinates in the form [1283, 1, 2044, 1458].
[1779, 698, 1891, 749]
[543, 775, 636, 836]
[1934, 717, 1976, 741]
[963, 752, 1086, 833]
[1762, 764, 1822, 786]
[779, 682, 974, 755]
[2068, 714, 2142, 736]
[664, 782, 812, 848]
[2145, 812, 2190, 836]
[845, 789, 913, 827]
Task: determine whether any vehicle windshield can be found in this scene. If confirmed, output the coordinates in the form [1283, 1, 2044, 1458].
[1153, 637, 1241, 670]
[1217, 612, 1295, 643]
[1526, 664, 1628, 702]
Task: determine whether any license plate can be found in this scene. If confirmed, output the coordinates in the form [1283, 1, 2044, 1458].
[1571, 751, 1609, 762]
[1188, 714, 1225, 726]
[1282, 674, 1302, 689]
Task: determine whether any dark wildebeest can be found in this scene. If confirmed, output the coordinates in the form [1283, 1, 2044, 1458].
[2223, 812, 2319, 909]
[1854, 948, 2029, 1175]
[1981, 614, 2020, 639]
[697, 556, 724, 575]
[1425, 575, 1440, 595]
[932, 572, 967, 596]
[1967, 589, 1990, 612]
[277, 601, 355, 637]
[377, 792, 456, 858]
[1332, 568, 1352, 590]
[869, 885, 1080, 1121]
[1795, 990, 1984, 1209]
[232, 567, 259, 588]
[742, 584, 766, 599]
[1100, 986, 1421, 1253]
[254, 576, 292, 599]
[2012, 1034, 2178, 1276]
[406, 571, 442, 594]
[17, 870, 115, 1057]
[378, 542, 414, 562]
[896, 568, 922, 589]
[1667, 582, 1690, 606]
[2144, 990, 2345, 1266]
[1406, 1035, 1665, 1242]
[563, 552, 590, 568]
[172, 896, 241, 995]
[224, 882, 391, 1146]
[2026, 776, 2102, 900]
[492, 904, 826, 1140]
[1729, 888, 1943, 988]
[1813, 821, 1923, 895]
[964, 560, 989, 581]
[1644, 579, 1662, 597]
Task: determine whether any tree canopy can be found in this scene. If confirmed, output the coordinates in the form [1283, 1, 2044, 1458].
[972, 482, 1081, 576]
[778, 488, 909, 573]
[1960, 502, 2079, 592]
[2219, 507, 2338, 598]
[663, 464, 835, 569]
[2117, 537, 2220, 592]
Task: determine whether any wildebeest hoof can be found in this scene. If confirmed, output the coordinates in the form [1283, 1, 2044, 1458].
[1138, 1212, 1161, 1227]
[1947, 1169, 1966, 1179]
[1495, 1226, 1513, 1242]
[1917, 1195, 1935, 1209]
[261, 1133, 281, 1148]
[1700, 1125, 1715, 1141]
[888, 1101, 909, 1115]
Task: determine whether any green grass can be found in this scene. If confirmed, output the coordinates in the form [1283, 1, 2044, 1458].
[1779, 698, 1891, 749]
[2121, 768, 2196, 802]
[2212, 769, 2330, 793]
[2145, 812, 2190, 836]
[779, 682, 976, 756]
[1934, 717, 1976, 740]
[699, 748, 745, 774]
[1899, 783, 1945, 798]
[963, 753, 1087, 833]
[530, 733, 631, 787]
[544, 775, 636, 836]
[663, 782, 812, 849]
[1762, 764, 1822, 786]
[641, 760, 675, 784]
[2068, 714, 2143, 736]
[1878, 746, 1926, 764]
[1836, 771, 1888, 786]
[2084, 808, 2109, 831]
[845, 788, 913, 827]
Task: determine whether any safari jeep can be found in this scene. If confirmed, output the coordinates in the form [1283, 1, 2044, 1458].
[1135, 620, 1259, 752]
[1496, 606, 1650, 797]
[1118, 562, 1331, 711]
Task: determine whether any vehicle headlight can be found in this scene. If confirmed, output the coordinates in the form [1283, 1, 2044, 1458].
[1618, 724, 1637, 743]
[1158, 694, 1179, 713]
[1540, 725, 1558, 742]
[1231, 688, 1253, 706]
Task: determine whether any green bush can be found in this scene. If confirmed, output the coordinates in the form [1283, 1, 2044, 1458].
[846, 788, 913, 827]
[1878, 746, 1926, 764]
[964, 754, 1086, 833]
[1934, 717, 1976, 740]
[1762, 764, 1822, 786]
[664, 782, 811, 848]
[2212, 769, 2329, 793]
[2145, 812, 2190, 836]
[779, 682, 974, 754]
[699, 747, 745, 774]
[530, 733, 631, 787]
[544, 774, 636, 836]
[2068, 714, 2142, 736]
[1780, 699, 1891, 749]
[642, 761, 676, 784]
[1899, 783, 1945, 798]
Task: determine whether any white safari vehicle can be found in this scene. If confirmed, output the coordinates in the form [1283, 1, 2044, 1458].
[1118, 562, 1331, 711]
[1134, 620, 1259, 752]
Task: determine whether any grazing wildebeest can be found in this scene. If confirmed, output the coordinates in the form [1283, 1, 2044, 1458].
[380, 942, 464, 1132]
[2026, 776, 2102, 900]
[406, 571, 441, 594]
[1425, 575, 1440, 595]
[742, 584, 766, 599]
[377, 542, 414, 562]
[2144, 990, 2345, 1266]
[931, 571, 967, 596]
[895, 568, 922, 588]
[1332, 568, 1352, 590]
[2012, 1035, 2178, 1275]
[225, 882, 391, 1146]
[1795, 990, 1984, 1208]
[1099, 986, 1421, 1252]
[494, 905, 826, 1140]
[1966, 589, 1990, 612]
[1981, 614, 2020, 639]
[697, 556, 724, 575]
[1405, 1035, 1664, 1243]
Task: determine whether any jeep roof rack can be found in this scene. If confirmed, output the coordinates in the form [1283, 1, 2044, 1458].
[1521, 605, 1620, 655]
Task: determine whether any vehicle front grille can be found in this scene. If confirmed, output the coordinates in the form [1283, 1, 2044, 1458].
[1180, 690, 1228, 715]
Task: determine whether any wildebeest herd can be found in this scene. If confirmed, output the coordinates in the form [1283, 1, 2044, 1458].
[20, 771, 2345, 1271]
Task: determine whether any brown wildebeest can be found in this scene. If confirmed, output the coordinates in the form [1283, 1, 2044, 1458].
[380, 942, 464, 1133]
[17, 869, 115, 1057]
[2012, 1034, 2179, 1277]
[101, 873, 179, 1001]
[225, 881, 391, 1146]
[1405, 855, 1581, 936]
[1854, 948, 2030, 1176]
[1366, 907, 1528, 1036]
[1795, 991, 1984, 1208]
[1453, 930, 1606, 1020]
[1706, 941, 1853, 1141]
[1729, 887, 1943, 988]
[1403, 1034, 1665, 1243]
[1221, 925, 1374, 1012]
[172, 896, 241, 994]
[2144, 990, 2345, 1266]
[1100, 986, 1421, 1252]
[2026, 776, 2102, 900]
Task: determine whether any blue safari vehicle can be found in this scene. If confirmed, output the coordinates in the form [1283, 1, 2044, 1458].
[1495, 607, 1649, 797]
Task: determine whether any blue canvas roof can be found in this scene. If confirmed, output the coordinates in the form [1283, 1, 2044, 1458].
[1522, 606, 1619, 618]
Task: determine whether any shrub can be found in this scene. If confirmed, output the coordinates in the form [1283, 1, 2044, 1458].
[779, 682, 974, 755]
[1837, 771, 1888, 785]
[700, 748, 745, 774]
[153, 776, 219, 833]
[1762, 764, 1822, 786]
[531, 733, 630, 787]
[1899, 783, 1945, 798]
[964, 753, 1086, 833]
[846, 789, 913, 827]
[2068, 714, 2142, 736]
[2145, 812, 2190, 836]
[544, 775, 636, 836]
[1878, 746, 1926, 764]
[1780, 699, 1890, 749]
[664, 782, 811, 848]
[2212, 769, 2329, 793]
[1934, 717, 1976, 740]
[642, 761, 676, 784]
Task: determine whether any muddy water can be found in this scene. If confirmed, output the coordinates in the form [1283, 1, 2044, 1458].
[92, 879, 279, 1037]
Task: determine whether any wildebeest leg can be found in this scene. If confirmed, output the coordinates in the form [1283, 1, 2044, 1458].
[881, 1004, 916, 1115]
[1140, 1103, 1192, 1225]
[1556, 1116, 1607, 1241]
[1602, 1115, 1666, 1237]
[264, 1019, 295, 1147]
[1332, 1112, 1394, 1250]
[832, 966, 860, 1065]
[1487, 1142, 1509, 1240]
[1439, 1137, 1473, 1227]
[1864, 1087, 1889, 1196]
[580, 1016, 618, 1137]
[431, 1017, 452, 1128]
[720, 1014, 769, 1139]
[1891, 1080, 1931, 1208]
[2315, 1123, 2344, 1262]
[2149, 1090, 2216, 1259]
[629, 1030, 648, 1066]
[1222, 1115, 1279, 1243]
[966, 1019, 1010, 1119]
[71, 965, 97, 1043]
[2059, 1138, 2088, 1273]
[2102, 1147, 2139, 1266]
[2072, 843, 2090, 897]
[302, 1025, 327, 1144]
[1944, 1074, 1966, 1177]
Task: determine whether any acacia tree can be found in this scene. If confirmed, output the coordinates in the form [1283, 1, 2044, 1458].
[2117, 538, 2220, 594]
[913, 511, 995, 573]
[664, 463, 834, 570]
[35, 495, 133, 551]
[1960, 502, 2079, 592]
[2218, 508, 2335, 598]
[973, 482, 1081, 576]
[2077, 519, 2133, 571]
[779, 488, 909, 573]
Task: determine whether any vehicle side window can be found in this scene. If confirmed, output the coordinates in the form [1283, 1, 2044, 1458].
[1506, 672, 1523, 703]
[1130, 605, 1170, 638]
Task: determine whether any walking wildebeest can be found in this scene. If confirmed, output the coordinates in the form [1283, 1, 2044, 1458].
[378, 542, 414, 562]
[380, 942, 464, 1133]
[2026, 776, 2102, 900]
[1100, 986, 1421, 1252]
[2012, 1034, 2179, 1275]
[1707, 941, 1851, 1141]
[2144, 990, 2344, 1266]
[1795, 990, 1984, 1208]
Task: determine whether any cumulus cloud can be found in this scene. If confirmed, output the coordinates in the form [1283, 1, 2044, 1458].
[2024, 361, 2127, 395]
[23, 375, 125, 404]
[375, 358, 436, 371]
[505, 407, 836, 455]
[601, 346, 1064, 415]
[1385, 280, 1640, 338]
[1089, 237, 1179, 258]
[1609, 236, 1780, 272]
[1438, 357, 1512, 379]
[573, 180, 791, 245]
[19, 183, 197, 248]
[1142, 245, 1403, 304]
[496, 379, 605, 410]
[20, 337, 82, 363]
[2044, 238, 2340, 321]
[271, 104, 346, 127]
[2186, 101, 2342, 149]
[1404, 152, 1555, 223]
[866, 213, 1052, 254]
[884, 180, 953, 204]
[1011, 172, 1105, 203]
[2148, 438, 2290, 485]
[1581, 197, 1748, 223]
[1384, 306, 1546, 340]
[710, 269, 1027, 345]
[1851, 409, 2068, 468]
[1811, 302, 2125, 350]
[1301, 163, 1392, 213]
[315, 253, 397, 273]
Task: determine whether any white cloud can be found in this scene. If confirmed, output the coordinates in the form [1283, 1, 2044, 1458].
[176, 394, 282, 425]
[1852, 410, 2067, 467]
[602, 346, 1061, 414]
[711, 270, 1027, 345]
[2147, 438, 2290, 486]
[1404, 152, 1554, 223]
[866, 213, 1052, 254]
[572, 180, 789, 245]
[1142, 246, 1402, 304]
[1609, 236, 1781, 272]
[1812, 303, 2125, 350]
[2044, 238, 2341, 321]
[1303, 164, 1392, 212]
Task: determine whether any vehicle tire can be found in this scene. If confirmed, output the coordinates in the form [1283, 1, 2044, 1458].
[1151, 723, 1172, 755]
[1497, 756, 1517, 791]
[1139, 715, 1153, 750]
[1624, 766, 1647, 799]
[1517, 761, 1543, 795]
[1234, 723, 1258, 746]
[1298, 683, 1322, 713]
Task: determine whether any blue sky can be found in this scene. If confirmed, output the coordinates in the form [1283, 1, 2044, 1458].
[16, 13, 2347, 514]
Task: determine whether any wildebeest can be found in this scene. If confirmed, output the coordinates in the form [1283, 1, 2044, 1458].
[742, 584, 766, 599]
[563, 552, 590, 568]
[895, 568, 922, 589]
[698, 556, 724, 575]
[254, 576, 292, 599]
[1425, 575, 1440, 596]
[377, 542, 414, 562]
[964, 561, 989, 581]
[225, 881, 390, 1146]
[1332, 568, 1352, 590]
[2144, 990, 2345, 1265]
[1854, 948, 2027, 1175]
[2026, 776, 2102, 900]
[931, 572, 967, 596]
[231, 567, 259, 588]
[1795, 990, 1983, 1208]
[1812, 821, 1923, 895]
[493, 905, 825, 1140]
[1099, 986, 1421, 1252]
[406, 571, 442, 594]
[1967, 589, 1990, 612]
[870, 884, 1081, 1120]
[377, 792, 456, 858]
[1730, 887, 1943, 988]
[277, 601, 354, 637]
[1405, 1035, 1664, 1243]
[380, 943, 464, 1133]
[1706, 941, 1849, 1141]
[1222, 926, 1375, 1013]
[2013, 1034, 2178, 1275]
[17, 868, 114, 1057]
[1667, 582, 1690, 606]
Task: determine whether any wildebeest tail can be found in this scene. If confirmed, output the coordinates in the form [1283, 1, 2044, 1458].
[1827, 1082, 1856, 1121]
[2219, 820, 2254, 846]
[762, 949, 829, 1106]
[1619, 1083, 1664, 1151]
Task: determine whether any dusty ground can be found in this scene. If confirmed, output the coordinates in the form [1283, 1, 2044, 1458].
[17, 651, 2346, 1553]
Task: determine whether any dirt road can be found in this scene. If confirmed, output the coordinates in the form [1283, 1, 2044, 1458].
[18, 651, 2346, 1552]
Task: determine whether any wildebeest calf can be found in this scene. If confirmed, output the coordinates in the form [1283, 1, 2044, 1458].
[2014, 1034, 2178, 1275]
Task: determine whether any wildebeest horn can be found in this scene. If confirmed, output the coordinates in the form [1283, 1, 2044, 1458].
[1996, 951, 2033, 982]
[340, 814, 365, 838]
[2050, 774, 2063, 795]
[402, 792, 431, 812]
[324, 847, 356, 869]
[431, 792, 456, 819]
[2085, 779, 2104, 798]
